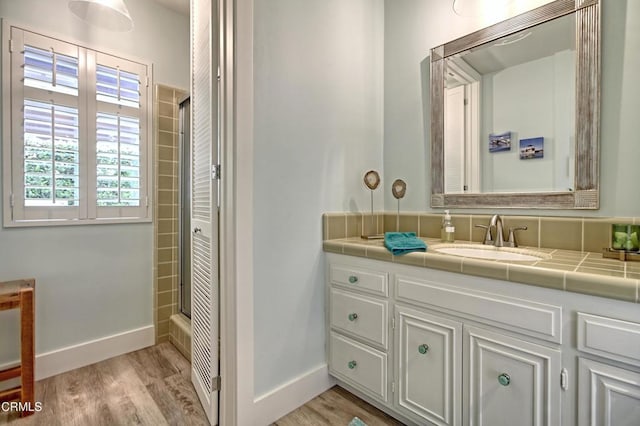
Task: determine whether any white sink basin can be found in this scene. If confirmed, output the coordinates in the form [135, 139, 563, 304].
[430, 244, 550, 262]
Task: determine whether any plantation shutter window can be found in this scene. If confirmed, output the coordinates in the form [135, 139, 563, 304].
[91, 52, 148, 219]
[9, 28, 84, 221]
[23, 100, 80, 207]
[3, 24, 151, 226]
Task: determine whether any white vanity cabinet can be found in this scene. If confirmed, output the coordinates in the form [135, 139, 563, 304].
[325, 253, 640, 426]
[394, 309, 561, 426]
[394, 273, 562, 426]
[576, 313, 640, 426]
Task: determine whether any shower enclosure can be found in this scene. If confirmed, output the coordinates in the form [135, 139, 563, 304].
[178, 96, 191, 318]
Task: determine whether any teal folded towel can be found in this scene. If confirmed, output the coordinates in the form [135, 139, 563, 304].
[348, 417, 368, 426]
[384, 232, 427, 256]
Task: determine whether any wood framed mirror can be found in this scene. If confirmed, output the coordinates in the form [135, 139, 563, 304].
[430, 0, 600, 209]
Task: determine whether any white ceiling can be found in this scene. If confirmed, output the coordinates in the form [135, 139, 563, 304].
[147, 0, 189, 16]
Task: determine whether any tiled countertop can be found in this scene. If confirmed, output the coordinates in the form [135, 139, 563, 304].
[323, 237, 640, 304]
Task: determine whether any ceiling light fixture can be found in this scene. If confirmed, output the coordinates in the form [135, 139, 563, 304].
[452, 0, 509, 17]
[68, 0, 134, 32]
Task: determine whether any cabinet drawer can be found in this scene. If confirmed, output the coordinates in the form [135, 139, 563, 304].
[330, 288, 388, 349]
[577, 312, 640, 367]
[396, 275, 562, 344]
[329, 332, 388, 402]
[330, 264, 388, 296]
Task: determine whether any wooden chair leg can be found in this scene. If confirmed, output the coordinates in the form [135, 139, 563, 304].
[19, 286, 35, 417]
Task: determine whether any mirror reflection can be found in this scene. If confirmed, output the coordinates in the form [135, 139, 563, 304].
[443, 13, 576, 194]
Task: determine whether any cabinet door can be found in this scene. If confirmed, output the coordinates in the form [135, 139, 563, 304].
[396, 305, 462, 426]
[578, 358, 640, 426]
[464, 326, 561, 426]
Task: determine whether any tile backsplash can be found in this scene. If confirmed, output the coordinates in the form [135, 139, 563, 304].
[323, 212, 639, 253]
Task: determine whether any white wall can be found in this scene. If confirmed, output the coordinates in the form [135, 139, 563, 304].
[0, 0, 189, 88]
[0, 0, 188, 368]
[383, 0, 553, 212]
[252, 0, 384, 398]
[599, 0, 640, 217]
[383, 0, 640, 216]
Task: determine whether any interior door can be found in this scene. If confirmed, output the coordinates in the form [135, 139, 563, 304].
[444, 85, 465, 193]
[190, 0, 219, 424]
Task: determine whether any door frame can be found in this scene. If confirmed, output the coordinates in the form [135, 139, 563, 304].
[218, 0, 245, 425]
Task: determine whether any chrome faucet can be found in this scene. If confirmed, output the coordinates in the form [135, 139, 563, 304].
[489, 214, 506, 247]
[475, 215, 527, 248]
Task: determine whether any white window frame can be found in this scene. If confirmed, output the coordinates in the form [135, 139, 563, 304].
[2, 20, 153, 227]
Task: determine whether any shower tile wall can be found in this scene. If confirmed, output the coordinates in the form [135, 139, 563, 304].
[154, 85, 185, 344]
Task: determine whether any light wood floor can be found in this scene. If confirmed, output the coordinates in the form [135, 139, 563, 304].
[272, 386, 403, 426]
[0, 342, 207, 425]
[1, 343, 402, 425]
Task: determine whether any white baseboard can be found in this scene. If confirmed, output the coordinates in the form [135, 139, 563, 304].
[0, 325, 155, 381]
[252, 364, 335, 425]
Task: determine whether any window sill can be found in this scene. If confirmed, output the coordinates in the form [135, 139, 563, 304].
[3, 216, 153, 228]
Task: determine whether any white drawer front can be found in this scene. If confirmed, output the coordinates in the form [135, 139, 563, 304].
[396, 276, 562, 344]
[330, 288, 388, 349]
[577, 312, 640, 366]
[330, 264, 388, 296]
[329, 332, 388, 402]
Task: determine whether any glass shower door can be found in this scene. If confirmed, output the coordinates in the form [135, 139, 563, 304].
[179, 96, 191, 318]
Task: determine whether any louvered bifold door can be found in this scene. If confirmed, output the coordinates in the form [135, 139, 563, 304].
[190, 0, 219, 424]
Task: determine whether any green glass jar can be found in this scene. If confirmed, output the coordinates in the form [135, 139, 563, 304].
[611, 224, 640, 251]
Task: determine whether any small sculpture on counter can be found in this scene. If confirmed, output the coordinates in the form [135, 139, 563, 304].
[391, 179, 407, 231]
[363, 170, 380, 190]
[362, 170, 383, 239]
